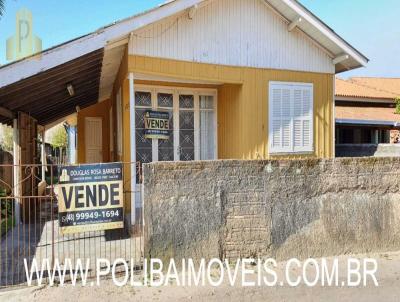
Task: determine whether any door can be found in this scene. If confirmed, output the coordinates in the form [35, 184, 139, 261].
[85, 117, 103, 163]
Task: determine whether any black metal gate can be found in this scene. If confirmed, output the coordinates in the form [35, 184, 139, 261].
[0, 163, 143, 288]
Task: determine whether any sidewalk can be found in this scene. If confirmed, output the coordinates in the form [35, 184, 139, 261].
[2, 250, 400, 302]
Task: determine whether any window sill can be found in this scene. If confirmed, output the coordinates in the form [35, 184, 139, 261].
[269, 151, 315, 156]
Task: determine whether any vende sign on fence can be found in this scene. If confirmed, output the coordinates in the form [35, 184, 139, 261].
[57, 162, 124, 234]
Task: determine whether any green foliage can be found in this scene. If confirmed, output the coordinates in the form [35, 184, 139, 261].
[0, 124, 13, 152]
[0, 0, 4, 18]
[48, 124, 67, 148]
[0, 194, 14, 235]
[396, 97, 400, 114]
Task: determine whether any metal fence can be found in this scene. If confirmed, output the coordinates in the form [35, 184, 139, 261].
[0, 162, 143, 288]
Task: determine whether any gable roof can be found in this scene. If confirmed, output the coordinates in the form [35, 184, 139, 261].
[335, 78, 400, 101]
[0, 0, 367, 88]
[266, 0, 368, 72]
[0, 0, 368, 125]
[0, 0, 203, 90]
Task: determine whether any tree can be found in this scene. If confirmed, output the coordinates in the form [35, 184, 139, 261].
[396, 97, 400, 114]
[47, 124, 67, 149]
[0, 124, 13, 153]
[0, 0, 5, 18]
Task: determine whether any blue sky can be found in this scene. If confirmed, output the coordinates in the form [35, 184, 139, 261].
[0, 0, 398, 78]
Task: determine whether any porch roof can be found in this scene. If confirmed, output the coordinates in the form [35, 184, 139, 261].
[0, 49, 104, 126]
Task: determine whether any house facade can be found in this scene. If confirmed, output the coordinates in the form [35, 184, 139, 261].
[0, 0, 367, 219]
[335, 77, 400, 157]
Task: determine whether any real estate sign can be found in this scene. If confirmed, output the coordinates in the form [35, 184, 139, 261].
[58, 163, 124, 234]
[144, 110, 170, 139]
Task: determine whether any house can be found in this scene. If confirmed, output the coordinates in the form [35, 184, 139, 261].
[0, 0, 367, 222]
[335, 77, 400, 157]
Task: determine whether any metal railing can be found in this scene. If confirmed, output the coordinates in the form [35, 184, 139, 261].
[0, 162, 143, 288]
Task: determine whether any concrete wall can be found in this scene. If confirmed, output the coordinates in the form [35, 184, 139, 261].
[143, 158, 400, 262]
[336, 144, 400, 158]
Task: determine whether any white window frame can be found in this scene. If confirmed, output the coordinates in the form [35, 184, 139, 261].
[135, 84, 218, 161]
[268, 81, 314, 154]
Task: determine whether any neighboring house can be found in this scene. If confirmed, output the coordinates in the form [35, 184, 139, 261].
[0, 0, 367, 216]
[335, 77, 400, 157]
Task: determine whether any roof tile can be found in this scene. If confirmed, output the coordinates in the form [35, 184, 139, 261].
[335, 78, 400, 100]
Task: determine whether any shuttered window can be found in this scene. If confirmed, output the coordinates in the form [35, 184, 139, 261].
[269, 82, 313, 154]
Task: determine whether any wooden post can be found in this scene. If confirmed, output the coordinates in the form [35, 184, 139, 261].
[12, 118, 21, 225]
[41, 129, 46, 182]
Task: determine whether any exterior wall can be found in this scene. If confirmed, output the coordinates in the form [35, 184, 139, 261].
[218, 84, 242, 159]
[77, 99, 111, 163]
[129, 55, 334, 159]
[130, 0, 334, 74]
[144, 159, 400, 262]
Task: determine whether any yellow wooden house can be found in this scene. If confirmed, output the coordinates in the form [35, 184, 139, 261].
[0, 0, 368, 220]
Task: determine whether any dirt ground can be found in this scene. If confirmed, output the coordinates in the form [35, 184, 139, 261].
[1, 250, 400, 302]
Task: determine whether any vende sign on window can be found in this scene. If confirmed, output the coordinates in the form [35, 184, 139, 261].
[57, 163, 124, 234]
[144, 110, 170, 140]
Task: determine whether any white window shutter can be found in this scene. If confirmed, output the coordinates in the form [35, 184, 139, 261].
[302, 88, 313, 151]
[269, 82, 313, 154]
[281, 89, 292, 149]
[293, 86, 313, 152]
[270, 87, 282, 151]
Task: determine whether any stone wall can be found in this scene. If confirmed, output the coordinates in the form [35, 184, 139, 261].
[143, 158, 400, 262]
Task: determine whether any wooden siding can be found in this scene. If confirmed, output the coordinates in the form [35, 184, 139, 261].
[130, 0, 334, 74]
[129, 55, 334, 159]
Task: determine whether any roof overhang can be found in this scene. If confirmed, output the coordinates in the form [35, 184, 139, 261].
[0, 0, 204, 90]
[0, 49, 104, 125]
[335, 96, 395, 104]
[336, 119, 400, 128]
[0, 0, 204, 125]
[265, 0, 368, 73]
